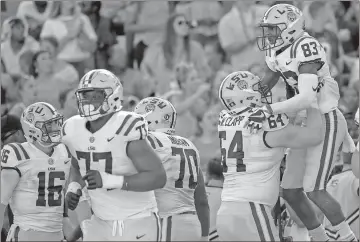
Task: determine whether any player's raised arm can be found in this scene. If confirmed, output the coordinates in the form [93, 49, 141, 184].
[265, 108, 324, 148]
[0, 145, 21, 231]
[125, 139, 167, 191]
[194, 169, 210, 240]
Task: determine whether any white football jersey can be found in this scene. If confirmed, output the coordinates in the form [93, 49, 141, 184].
[324, 171, 359, 240]
[62, 112, 157, 221]
[266, 32, 340, 114]
[147, 131, 199, 218]
[1, 142, 71, 232]
[218, 108, 287, 206]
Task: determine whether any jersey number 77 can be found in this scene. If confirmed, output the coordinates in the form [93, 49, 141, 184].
[219, 130, 245, 173]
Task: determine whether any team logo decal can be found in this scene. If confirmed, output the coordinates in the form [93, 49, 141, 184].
[145, 104, 156, 113]
[26, 113, 35, 123]
[287, 11, 296, 22]
[89, 137, 95, 143]
[237, 80, 248, 90]
[48, 158, 54, 165]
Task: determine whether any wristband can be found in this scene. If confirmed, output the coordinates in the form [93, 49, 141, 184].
[99, 172, 124, 189]
[66, 182, 82, 195]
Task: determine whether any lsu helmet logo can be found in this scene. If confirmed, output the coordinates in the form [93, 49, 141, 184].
[287, 11, 297, 22]
[237, 79, 248, 90]
[145, 104, 156, 113]
[26, 113, 35, 123]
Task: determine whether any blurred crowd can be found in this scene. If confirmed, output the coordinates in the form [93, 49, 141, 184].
[1, 0, 359, 171]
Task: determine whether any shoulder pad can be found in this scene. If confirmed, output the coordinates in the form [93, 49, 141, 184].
[1, 143, 30, 169]
[61, 115, 81, 137]
[290, 36, 326, 69]
[263, 114, 289, 132]
[147, 132, 168, 150]
[114, 111, 149, 141]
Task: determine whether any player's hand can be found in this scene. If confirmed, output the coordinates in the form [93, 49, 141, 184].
[66, 189, 82, 210]
[244, 106, 271, 134]
[82, 170, 103, 190]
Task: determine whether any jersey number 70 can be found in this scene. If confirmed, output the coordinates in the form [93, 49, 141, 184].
[219, 130, 246, 173]
[172, 147, 199, 189]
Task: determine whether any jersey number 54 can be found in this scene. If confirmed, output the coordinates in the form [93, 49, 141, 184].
[219, 130, 246, 173]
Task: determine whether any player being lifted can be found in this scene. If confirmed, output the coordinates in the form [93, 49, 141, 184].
[63, 69, 167, 241]
[0, 102, 72, 241]
[247, 3, 356, 241]
[134, 97, 210, 241]
[217, 71, 325, 241]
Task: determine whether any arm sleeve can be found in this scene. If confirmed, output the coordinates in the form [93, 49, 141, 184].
[1, 144, 23, 177]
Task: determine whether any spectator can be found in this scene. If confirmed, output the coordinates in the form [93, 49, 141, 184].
[175, 1, 224, 46]
[204, 41, 233, 105]
[218, 1, 268, 70]
[40, 36, 79, 87]
[141, 13, 211, 95]
[306, 1, 342, 77]
[16, 1, 54, 40]
[191, 106, 222, 172]
[21, 50, 76, 109]
[60, 87, 78, 120]
[108, 44, 154, 100]
[1, 114, 25, 148]
[167, 63, 210, 138]
[81, 1, 117, 69]
[125, 1, 169, 68]
[1, 17, 39, 78]
[40, 1, 97, 77]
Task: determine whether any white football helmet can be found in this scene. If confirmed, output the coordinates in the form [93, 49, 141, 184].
[21, 102, 64, 147]
[219, 71, 272, 111]
[257, 3, 305, 51]
[134, 97, 177, 135]
[75, 69, 123, 121]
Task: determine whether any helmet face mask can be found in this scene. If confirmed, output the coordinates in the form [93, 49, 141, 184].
[257, 4, 304, 51]
[134, 97, 177, 135]
[76, 69, 123, 121]
[257, 23, 286, 51]
[76, 88, 112, 119]
[21, 102, 64, 148]
[36, 116, 63, 145]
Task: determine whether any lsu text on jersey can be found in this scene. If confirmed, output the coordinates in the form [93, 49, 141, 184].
[267, 33, 348, 192]
[147, 131, 201, 241]
[324, 171, 359, 240]
[1, 142, 71, 241]
[62, 112, 160, 241]
[216, 108, 288, 241]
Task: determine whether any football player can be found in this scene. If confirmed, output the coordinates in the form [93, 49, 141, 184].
[324, 109, 359, 240]
[217, 71, 324, 241]
[0, 102, 72, 241]
[63, 69, 166, 241]
[134, 97, 210, 241]
[205, 158, 223, 242]
[251, 3, 355, 241]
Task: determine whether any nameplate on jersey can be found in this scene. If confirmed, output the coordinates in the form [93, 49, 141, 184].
[263, 114, 289, 131]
